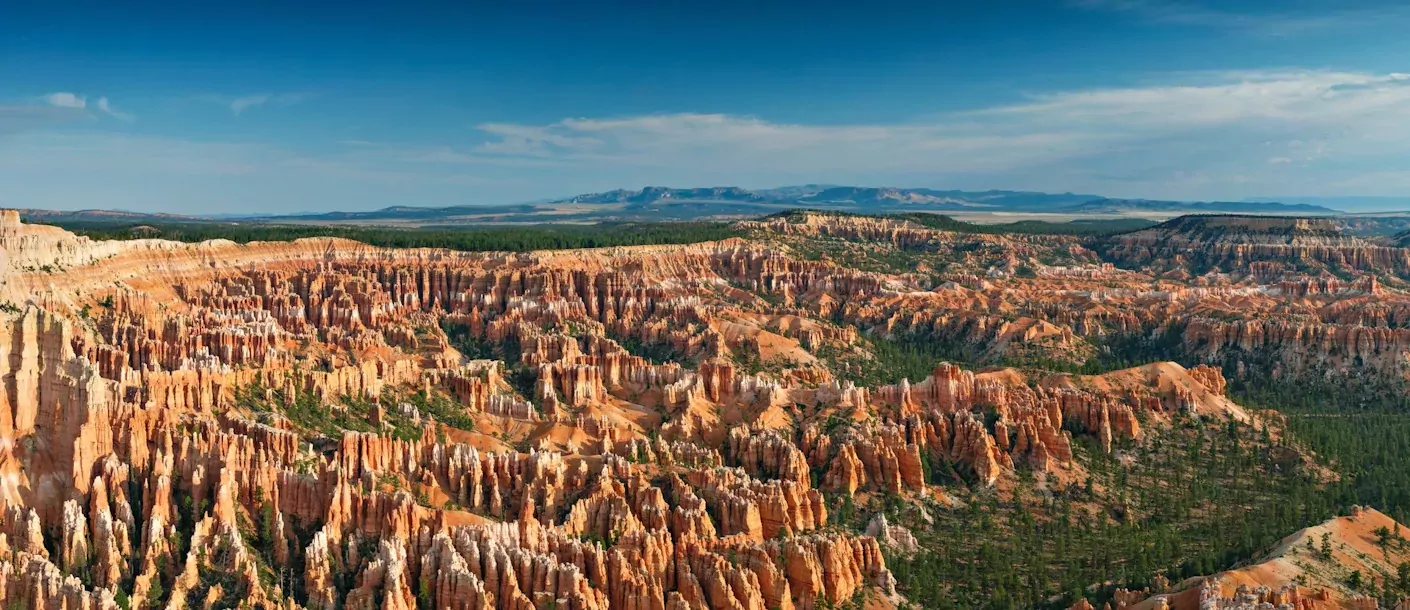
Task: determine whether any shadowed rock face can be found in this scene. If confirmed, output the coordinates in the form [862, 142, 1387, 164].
[1101, 215, 1410, 277]
[0, 210, 1400, 609]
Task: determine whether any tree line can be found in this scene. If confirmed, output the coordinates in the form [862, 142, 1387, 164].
[34, 219, 743, 252]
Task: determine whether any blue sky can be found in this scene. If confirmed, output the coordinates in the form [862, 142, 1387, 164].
[2, 0, 1409, 213]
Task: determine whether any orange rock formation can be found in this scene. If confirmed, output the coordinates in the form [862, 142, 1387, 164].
[0, 212, 1316, 608]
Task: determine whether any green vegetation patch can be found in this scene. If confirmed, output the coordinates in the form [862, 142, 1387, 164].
[767, 209, 1157, 236]
[888, 413, 1336, 609]
[37, 217, 742, 251]
[235, 380, 476, 441]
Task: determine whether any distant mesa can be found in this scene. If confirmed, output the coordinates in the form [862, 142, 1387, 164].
[1123, 214, 1354, 244]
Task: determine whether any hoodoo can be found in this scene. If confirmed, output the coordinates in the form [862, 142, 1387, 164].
[2, 210, 1409, 609]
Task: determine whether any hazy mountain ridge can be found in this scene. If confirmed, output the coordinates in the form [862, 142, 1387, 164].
[551, 185, 1116, 212]
[17, 186, 1347, 226]
[276, 185, 1343, 223]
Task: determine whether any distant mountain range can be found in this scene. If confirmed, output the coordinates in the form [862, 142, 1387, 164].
[16, 186, 1347, 227]
[1246, 196, 1410, 214]
[256, 185, 1341, 224]
[555, 185, 1107, 211]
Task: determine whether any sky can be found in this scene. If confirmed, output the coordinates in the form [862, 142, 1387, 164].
[2, 0, 1409, 214]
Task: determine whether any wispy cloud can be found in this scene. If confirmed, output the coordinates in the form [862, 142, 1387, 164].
[95, 97, 133, 122]
[474, 123, 605, 157]
[230, 94, 271, 115]
[41, 92, 133, 120]
[2, 93, 130, 134]
[191, 93, 311, 116]
[218, 92, 310, 116]
[1071, 0, 1410, 36]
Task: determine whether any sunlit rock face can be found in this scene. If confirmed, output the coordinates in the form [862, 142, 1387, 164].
[0, 210, 1396, 609]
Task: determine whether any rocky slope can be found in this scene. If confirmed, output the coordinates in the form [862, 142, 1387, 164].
[1101, 215, 1410, 277]
[1072, 506, 1406, 610]
[744, 212, 1410, 394]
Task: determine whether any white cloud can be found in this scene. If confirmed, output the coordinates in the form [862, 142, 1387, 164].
[474, 112, 1090, 175]
[8, 70, 1410, 210]
[43, 92, 87, 109]
[3, 93, 129, 135]
[468, 71, 1410, 199]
